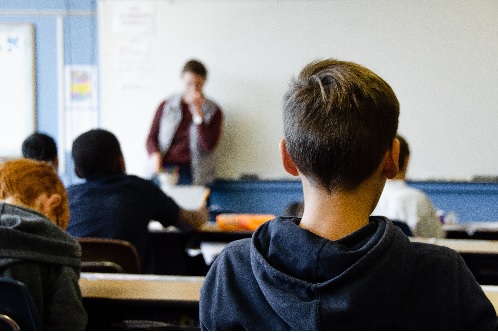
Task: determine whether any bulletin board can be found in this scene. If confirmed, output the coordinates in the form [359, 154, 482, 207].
[0, 23, 35, 157]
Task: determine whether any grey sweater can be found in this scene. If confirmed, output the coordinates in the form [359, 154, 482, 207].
[0, 202, 87, 330]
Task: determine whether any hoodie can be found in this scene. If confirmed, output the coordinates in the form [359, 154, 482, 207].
[200, 217, 497, 330]
[0, 202, 87, 330]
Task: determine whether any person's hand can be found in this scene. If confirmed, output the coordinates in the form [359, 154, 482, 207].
[150, 152, 162, 173]
[179, 206, 209, 230]
[184, 91, 205, 121]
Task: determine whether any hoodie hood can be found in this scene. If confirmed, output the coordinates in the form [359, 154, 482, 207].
[250, 217, 415, 330]
[0, 202, 81, 269]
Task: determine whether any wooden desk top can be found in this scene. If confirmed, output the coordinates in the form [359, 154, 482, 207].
[410, 238, 498, 254]
[80, 275, 498, 314]
[79, 273, 204, 303]
[482, 286, 498, 314]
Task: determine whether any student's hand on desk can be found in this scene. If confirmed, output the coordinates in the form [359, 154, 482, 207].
[179, 206, 209, 230]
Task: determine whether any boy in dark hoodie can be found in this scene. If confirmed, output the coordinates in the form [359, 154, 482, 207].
[200, 59, 498, 330]
[0, 158, 87, 330]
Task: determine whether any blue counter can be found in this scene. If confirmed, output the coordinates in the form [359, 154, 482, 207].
[209, 180, 498, 222]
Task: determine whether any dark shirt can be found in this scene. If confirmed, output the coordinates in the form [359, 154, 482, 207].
[66, 174, 181, 273]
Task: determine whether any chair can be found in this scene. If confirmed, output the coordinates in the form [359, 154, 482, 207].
[0, 277, 42, 330]
[78, 238, 141, 274]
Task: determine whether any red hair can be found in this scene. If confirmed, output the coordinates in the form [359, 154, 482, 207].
[0, 158, 69, 229]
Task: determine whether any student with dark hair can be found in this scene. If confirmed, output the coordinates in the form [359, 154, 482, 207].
[21, 132, 59, 171]
[146, 59, 223, 185]
[0, 159, 87, 330]
[200, 59, 497, 330]
[66, 129, 208, 273]
[372, 134, 445, 238]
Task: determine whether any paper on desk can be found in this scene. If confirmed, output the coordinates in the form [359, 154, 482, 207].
[161, 185, 210, 210]
[200, 242, 227, 265]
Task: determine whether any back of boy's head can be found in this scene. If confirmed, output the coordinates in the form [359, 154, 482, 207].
[283, 59, 399, 191]
[397, 134, 410, 171]
[72, 129, 123, 178]
[0, 158, 69, 229]
[22, 133, 57, 163]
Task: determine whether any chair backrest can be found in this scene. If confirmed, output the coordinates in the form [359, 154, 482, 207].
[78, 237, 142, 274]
[0, 277, 42, 331]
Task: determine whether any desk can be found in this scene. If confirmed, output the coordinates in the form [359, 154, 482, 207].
[148, 223, 252, 275]
[411, 238, 498, 254]
[80, 273, 204, 302]
[483, 286, 498, 314]
[79, 273, 498, 327]
[80, 273, 204, 329]
[443, 222, 498, 240]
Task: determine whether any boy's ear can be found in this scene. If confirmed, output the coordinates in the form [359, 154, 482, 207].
[280, 139, 299, 176]
[119, 155, 126, 174]
[46, 193, 62, 210]
[384, 137, 400, 179]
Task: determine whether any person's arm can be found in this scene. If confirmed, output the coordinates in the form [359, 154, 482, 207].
[177, 206, 209, 230]
[415, 195, 445, 238]
[150, 181, 208, 230]
[146, 101, 166, 173]
[196, 107, 223, 151]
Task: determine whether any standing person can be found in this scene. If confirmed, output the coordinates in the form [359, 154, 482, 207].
[21, 132, 59, 172]
[372, 134, 445, 238]
[66, 129, 208, 273]
[146, 59, 223, 186]
[199, 59, 497, 330]
[0, 159, 87, 330]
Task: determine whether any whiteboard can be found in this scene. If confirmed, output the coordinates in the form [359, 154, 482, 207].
[0, 23, 35, 157]
[99, 0, 498, 181]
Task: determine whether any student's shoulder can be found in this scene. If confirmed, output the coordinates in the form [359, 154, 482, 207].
[214, 238, 252, 266]
[410, 241, 463, 267]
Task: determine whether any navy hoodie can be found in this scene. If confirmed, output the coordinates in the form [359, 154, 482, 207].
[200, 217, 497, 330]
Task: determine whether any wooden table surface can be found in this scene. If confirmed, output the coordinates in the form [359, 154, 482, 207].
[79, 273, 204, 303]
[411, 237, 498, 254]
[80, 272, 498, 315]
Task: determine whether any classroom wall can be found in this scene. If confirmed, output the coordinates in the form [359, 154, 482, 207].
[0, 0, 98, 183]
[98, 0, 498, 181]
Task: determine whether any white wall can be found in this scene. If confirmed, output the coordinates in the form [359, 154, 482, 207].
[99, 0, 498, 181]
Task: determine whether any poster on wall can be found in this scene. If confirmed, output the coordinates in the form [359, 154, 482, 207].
[65, 65, 97, 109]
[64, 65, 98, 152]
[0, 24, 35, 158]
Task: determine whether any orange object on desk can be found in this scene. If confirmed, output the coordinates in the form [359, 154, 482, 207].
[216, 213, 275, 231]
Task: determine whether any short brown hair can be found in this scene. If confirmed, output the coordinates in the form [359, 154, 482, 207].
[0, 158, 69, 229]
[283, 59, 399, 191]
[182, 59, 207, 78]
